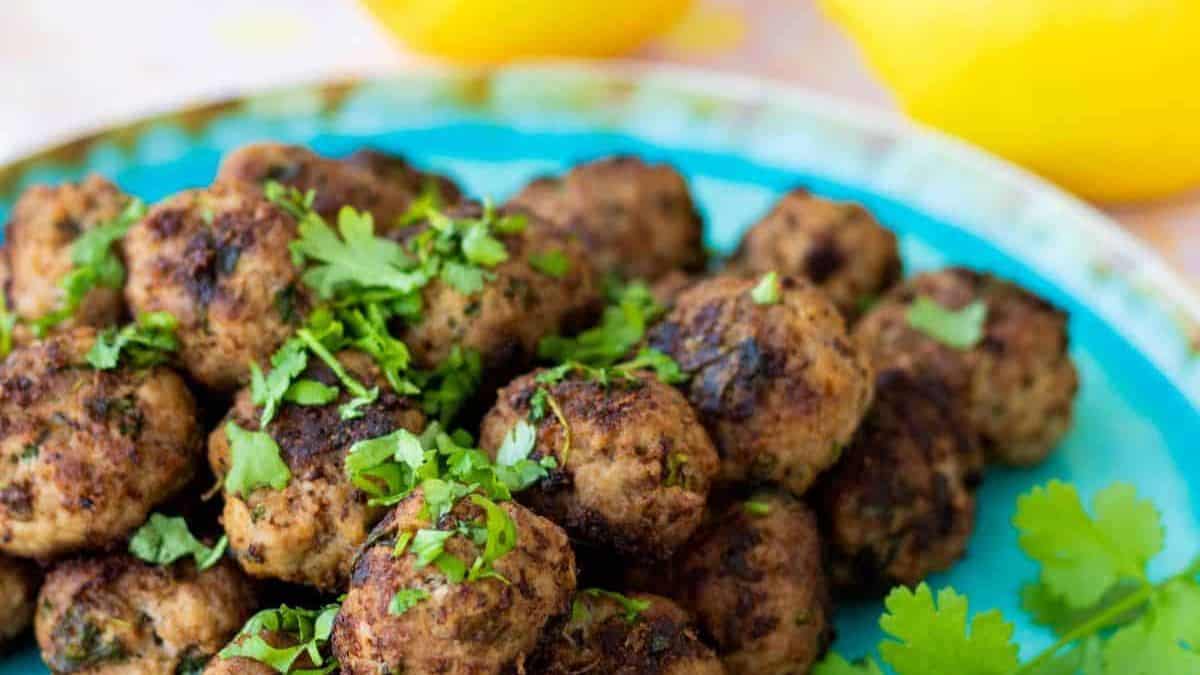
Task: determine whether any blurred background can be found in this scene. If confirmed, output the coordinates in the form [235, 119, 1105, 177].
[2, 0, 1197, 285]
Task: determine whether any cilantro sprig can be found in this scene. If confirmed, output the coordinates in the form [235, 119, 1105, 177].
[87, 311, 180, 370]
[128, 513, 228, 571]
[538, 279, 665, 367]
[814, 480, 1200, 675]
[30, 198, 146, 337]
[905, 295, 988, 350]
[218, 604, 339, 674]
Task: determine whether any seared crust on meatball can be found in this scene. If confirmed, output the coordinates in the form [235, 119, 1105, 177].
[646, 275, 874, 496]
[729, 189, 901, 319]
[671, 493, 832, 675]
[0, 554, 38, 646]
[815, 368, 982, 593]
[219, 143, 455, 233]
[208, 351, 426, 590]
[332, 488, 577, 675]
[4, 176, 131, 338]
[480, 369, 719, 559]
[855, 268, 1078, 466]
[650, 270, 700, 311]
[123, 183, 310, 390]
[510, 156, 706, 281]
[401, 204, 600, 373]
[35, 554, 256, 674]
[0, 329, 200, 558]
[344, 149, 463, 207]
[528, 591, 725, 675]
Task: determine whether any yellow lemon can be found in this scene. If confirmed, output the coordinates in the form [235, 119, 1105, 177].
[361, 0, 692, 64]
[820, 0, 1200, 203]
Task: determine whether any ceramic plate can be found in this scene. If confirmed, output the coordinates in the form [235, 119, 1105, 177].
[1, 63, 1198, 671]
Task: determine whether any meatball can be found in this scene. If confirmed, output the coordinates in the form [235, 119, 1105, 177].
[728, 189, 901, 319]
[0, 328, 200, 558]
[815, 368, 982, 593]
[646, 274, 874, 496]
[208, 351, 426, 590]
[3, 175, 132, 339]
[123, 182, 311, 390]
[670, 492, 832, 675]
[35, 554, 256, 674]
[332, 487, 576, 675]
[219, 143, 458, 232]
[650, 270, 700, 311]
[400, 203, 600, 374]
[854, 267, 1078, 466]
[0, 554, 38, 646]
[479, 369, 719, 559]
[528, 591, 725, 675]
[510, 156, 706, 281]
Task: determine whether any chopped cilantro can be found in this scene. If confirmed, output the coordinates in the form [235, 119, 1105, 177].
[905, 296, 988, 350]
[528, 249, 570, 278]
[495, 420, 536, 467]
[87, 311, 179, 370]
[250, 338, 308, 427]
[415, 346, 482, 426]
[582, 589, 652, 623]
[538, 280, 664, 367]
[30, 198, 146, 337]
[744, 500, 771, 516]
[0, 294, 15, 358]
[283, 379, 339, 406]
[128, 513, 228, 571]
[224, 421, 291, 497]
[750, 271, 781, 305]
[218, 603, 339, 674]
[388, 588, 430, 616]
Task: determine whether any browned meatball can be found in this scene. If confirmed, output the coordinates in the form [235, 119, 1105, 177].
[344, 148, 463, 207]
[650, 269, 701, 311]
[332, 487, 576, 675]
[646, 274, 874, 496]
[480, 369, 719, 559]
[510, 156, 706, 281]
[855, 268, 1078, 466]
[400, 204, 600, 374]
[729, 189, 901, 320]
[35, 554, 256, 674]
[219, 143, 458, 233]
[670, 492, 832, 675]
[815, 368, 982, 593]
[3, 176, 132, 340]
[208, 351, 426, 590]
[123, 183, 311, 390]
[0, 328, 200, 558]
[0, 554, 38, 646]
[528, 591, 725, 675]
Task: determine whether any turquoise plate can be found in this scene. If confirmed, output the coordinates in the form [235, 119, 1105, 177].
[1, 64, 1198, 671]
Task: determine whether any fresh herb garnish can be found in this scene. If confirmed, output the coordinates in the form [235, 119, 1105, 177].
[30, 198, 146, 336]
[224, 421, 292, 497]
[814, 480, 1200, 674]
[744, 500, 771, 517]
[128, 513, 228, 571]
[528, 249, 570, 278]
[218, 604, 339, 674]
[87, 311, 179, 370]
[388, 588, 430, 616]
[283, 379, 339, 406]
[414, 345, 482, 426]
[580, 589, 652, 624]
[0, 294, 16, 358]
[905, 296, 988, 350]
[538, 279, 665, 367]
[750, 271, 781, 305]
[250, 338, 309, 427]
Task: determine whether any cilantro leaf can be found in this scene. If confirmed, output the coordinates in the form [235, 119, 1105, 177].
[538, 280, 664, 367]
[0, 293, 17, 358]
[129, 513, 228, 570]
[496, 420, 536, 467]
[613, 347, 686, 384]
[582, 589, 652, 623]
[528, 249, 570, 278]
[251, 338, 309, 427]
[461, 222, 508, 266]
[415, 346, 482, 426]
[750, 271, 781, 305]
[283, 379, 339, 406]
[813, 654, 885, 675]
[1014, 481, 1162, 608]
[1101, 578, 1200, 675]
[744, 500, 771, 517]
[219, 603, 339, 674]
[388, 588, 430, 616]
[439, 261, 488, 295]
[878, 584, 1019, 675]
[30, 198, 146, 336]
[467, 494, 517, 583]
[905, 296, 988, 349]
[411, 529, 456, 568]
[224, 421, 292, 497]
[87, 311, 180, 370]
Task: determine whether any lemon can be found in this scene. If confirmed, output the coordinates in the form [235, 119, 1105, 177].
[360, 0, 692, 64]
[820, 0, 1200, 203]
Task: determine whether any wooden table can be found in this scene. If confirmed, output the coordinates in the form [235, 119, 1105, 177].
[2, 0, 1196, 286]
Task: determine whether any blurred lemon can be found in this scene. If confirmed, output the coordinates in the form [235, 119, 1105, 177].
[361, 0, 692, 64]
[820, 0, 1200, 203]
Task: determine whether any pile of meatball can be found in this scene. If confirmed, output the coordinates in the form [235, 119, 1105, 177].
[0, 144, 1079, 674]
